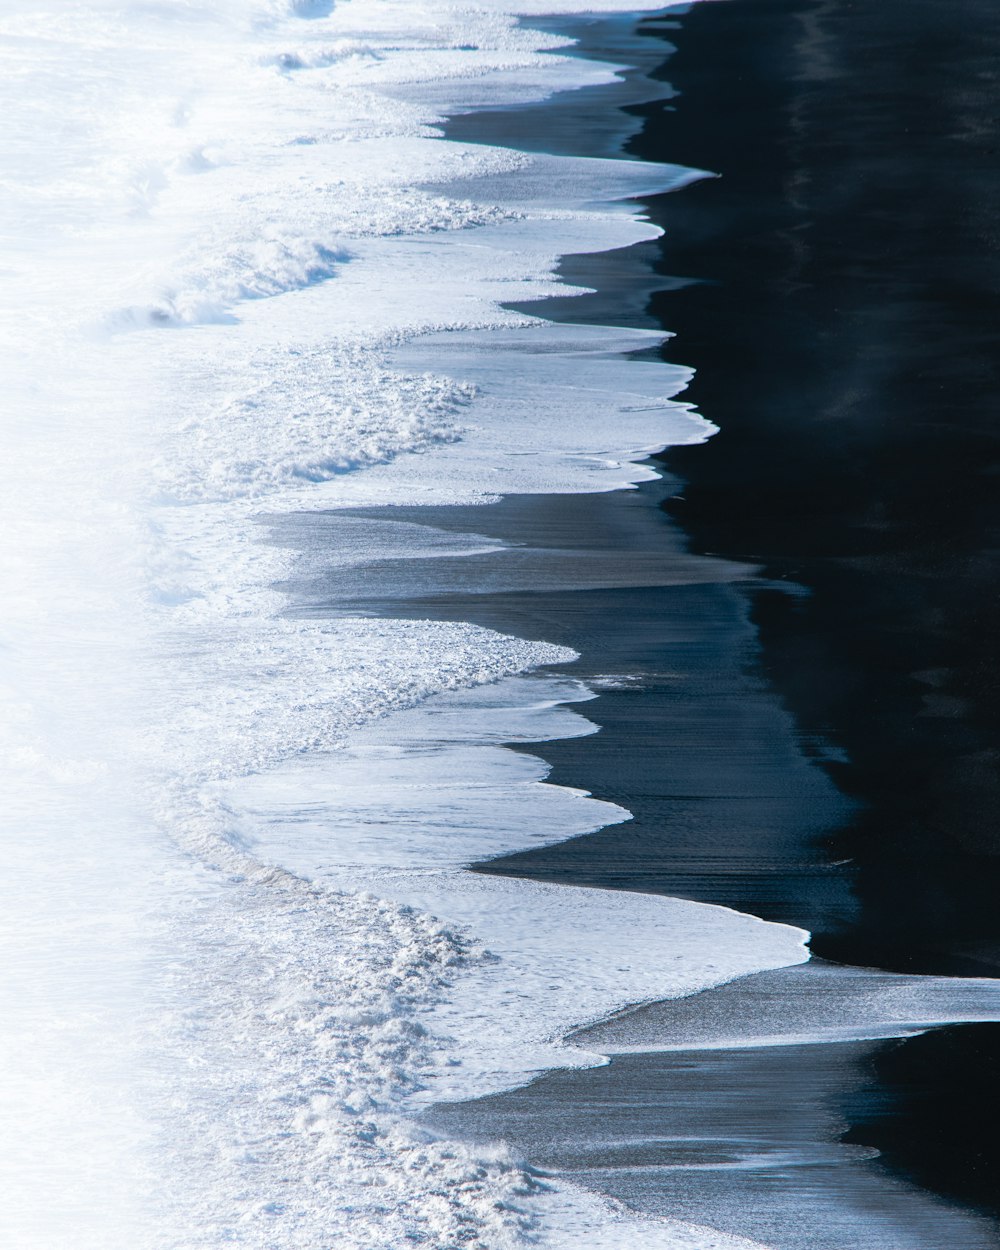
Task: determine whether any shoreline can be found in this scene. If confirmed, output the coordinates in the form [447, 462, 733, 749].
[411, 3, 1000, 1243]
[271, 3, 1000, 1245]
[631, 0, 1000, 981]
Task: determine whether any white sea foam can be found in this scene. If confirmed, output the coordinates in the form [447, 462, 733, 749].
[0, 2, 797, 1248]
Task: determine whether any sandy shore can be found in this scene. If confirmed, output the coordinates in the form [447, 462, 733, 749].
[288, 3, 1000, 1243]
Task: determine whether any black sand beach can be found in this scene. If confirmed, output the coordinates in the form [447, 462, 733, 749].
[625, 0, 1000, 982]
[427, 1036, 999, 1249]
[289, 2, 1000, 1244]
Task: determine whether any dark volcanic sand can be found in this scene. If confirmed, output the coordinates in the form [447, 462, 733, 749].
[291, 485, 1000, 1243]
[425, 1037, 1000, 1249]
[287, 1, 1000, 1243]
[625, 0, 1000, 980]
[476, 1, 1000, 1224]
[501, 0, 1000, 978]
[295, 487, 857, 933]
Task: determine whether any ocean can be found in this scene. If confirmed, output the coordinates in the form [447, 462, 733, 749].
[1, 2, 998, 1248]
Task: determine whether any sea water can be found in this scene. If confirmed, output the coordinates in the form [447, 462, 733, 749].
[0, 3, 812, 1247]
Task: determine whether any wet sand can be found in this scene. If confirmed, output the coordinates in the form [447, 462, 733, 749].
[287, 2, 1000, 1243]
[424, 1036, 999, 1250]
[622, 0, 1000, 979]
[290, 482, 1000, 1245]
[294, 485, 856, 933]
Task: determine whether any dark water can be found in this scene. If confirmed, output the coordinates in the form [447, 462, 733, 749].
[293, 2, 1000, 1243]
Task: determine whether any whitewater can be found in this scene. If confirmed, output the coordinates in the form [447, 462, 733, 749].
[0, 3, 813, 1248]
